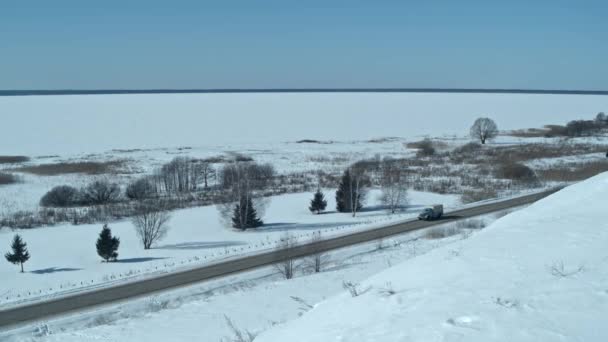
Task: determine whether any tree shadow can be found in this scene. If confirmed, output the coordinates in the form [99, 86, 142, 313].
[259, 221, 355, 232]
[31, 267, 82, 274]
[115, 257, 168, 264]
[156, 241, 247, 250]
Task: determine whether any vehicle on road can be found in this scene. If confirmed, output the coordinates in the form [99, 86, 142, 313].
[418, 204, 443, 221]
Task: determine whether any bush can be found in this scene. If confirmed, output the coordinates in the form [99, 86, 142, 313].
[81, 180, 121, 205]
[565, 120, 603, 137]
[0, 156, 30, 164]
[453, 142, 482, 155]
[424, 227, 460, 239]
[40, 185, 81, 207]
[496, 162, 538, 184]
[408, 139, 436, 157]
[461, 188, 498, 203]
[0, 173, 19, 185]
[126, 177, 156, 200]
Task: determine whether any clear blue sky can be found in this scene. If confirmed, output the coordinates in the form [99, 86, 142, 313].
[1, 1, 607, 90]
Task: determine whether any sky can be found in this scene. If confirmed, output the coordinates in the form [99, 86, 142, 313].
[1, 1, 607, 90]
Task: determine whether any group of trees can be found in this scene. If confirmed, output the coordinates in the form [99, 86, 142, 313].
[39, 157, 220, 208]
[4, 205, 172, 272]
[307, 158, 410, 217]
[40, 180, 122, 207]
[217, 161, 275, 230]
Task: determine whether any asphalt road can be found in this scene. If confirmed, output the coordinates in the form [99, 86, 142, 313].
[0, 188, 561, 330]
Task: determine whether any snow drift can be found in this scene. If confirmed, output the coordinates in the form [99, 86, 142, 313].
[256, 172, 608, 342]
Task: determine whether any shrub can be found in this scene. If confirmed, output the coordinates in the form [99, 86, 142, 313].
[81, 180, 121, 205]
[0, 173, 19, 185]
[496, 162, 538, 184]
[0, 156, 30, 164]
[461, 188, 498, 203]
[424, 227, 459, 239]
[453, 142, 482, 154]
[126, 177, 156, 200]
[40, 185, 81, 207]
[407, 139, 436, 157]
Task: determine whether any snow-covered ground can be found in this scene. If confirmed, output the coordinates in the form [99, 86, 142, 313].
[256, 172, 608, 342]
[0, 207, 507, 341]
[0, 189, 459, 306]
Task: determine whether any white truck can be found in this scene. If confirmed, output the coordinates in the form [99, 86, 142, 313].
[418, 204, 443, 221]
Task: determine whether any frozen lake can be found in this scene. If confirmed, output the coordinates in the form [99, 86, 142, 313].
[1, 92, 607, 155]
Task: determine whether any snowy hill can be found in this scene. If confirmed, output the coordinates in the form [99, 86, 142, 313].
[256, 172, 608, 342]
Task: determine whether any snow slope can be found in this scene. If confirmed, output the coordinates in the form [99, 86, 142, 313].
[256, 172, 608, 342]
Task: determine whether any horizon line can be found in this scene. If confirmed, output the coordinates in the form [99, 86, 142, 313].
[1, 88, 608, 97]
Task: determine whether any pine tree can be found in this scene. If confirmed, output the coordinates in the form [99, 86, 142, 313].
[335, 170, 363, 213]
[232, 196, 263, 230]
[96, 224, 120, 262]
[309, 189, 327, 214]
[5, 234, 30, 273]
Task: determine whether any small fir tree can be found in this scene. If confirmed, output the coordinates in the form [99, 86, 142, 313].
[232, 196, 263, 229]
[5, 234, 30, 273]
[96, 224, 120, 262]
[309, 189, 328, 214]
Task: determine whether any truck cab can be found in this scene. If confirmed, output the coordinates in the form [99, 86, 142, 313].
[418, 204, 443, 221]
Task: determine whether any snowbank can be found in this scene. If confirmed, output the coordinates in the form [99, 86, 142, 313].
[256, 172, 608, 342]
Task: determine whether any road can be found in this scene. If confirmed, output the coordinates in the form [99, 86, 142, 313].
[0, 188, 561, 330]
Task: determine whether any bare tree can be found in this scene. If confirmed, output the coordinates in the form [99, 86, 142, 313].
[199, 160, 216, 189]
[274, 232, 298, 279]
[132, 205, 171, 249]
[348, 162, 369, 217]
[470, 117, 498, 144]
[307, 231, 330, 273]
[379, 159, 409, 214]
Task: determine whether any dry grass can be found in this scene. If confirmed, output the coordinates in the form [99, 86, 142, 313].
[12, 160, 127, 176]
[537, 161, 608, 182]
[0, 156, 30, 164]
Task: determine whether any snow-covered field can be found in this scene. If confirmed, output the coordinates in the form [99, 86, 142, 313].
[1, 208, 508, 341]
[0, 189, 459, 306]
[256, 172, 608, 342]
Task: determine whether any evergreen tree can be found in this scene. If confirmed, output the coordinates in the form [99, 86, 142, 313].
[232, 196, 263, 229]
[96, 224, 120, 262]
[5, 234, 30, 273]
[309, 189, 328, 214]
[335, 169, 364, 213]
